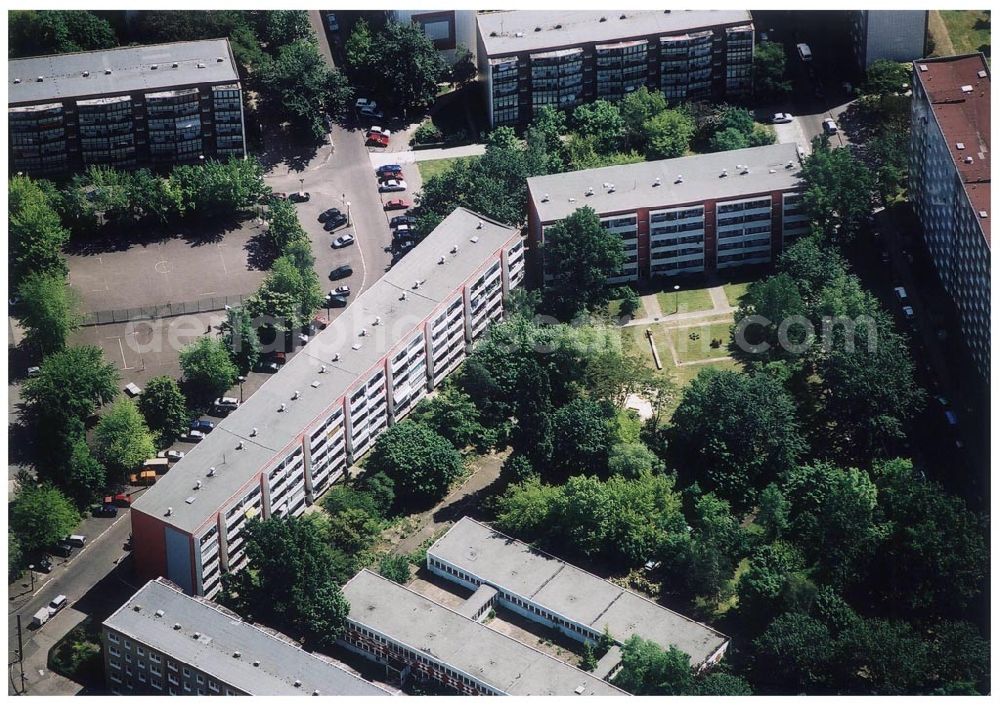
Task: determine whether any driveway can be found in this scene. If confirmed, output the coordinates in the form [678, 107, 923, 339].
[770, 99, 852, 156]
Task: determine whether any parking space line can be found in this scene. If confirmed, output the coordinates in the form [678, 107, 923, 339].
[216, 244, 229, 276]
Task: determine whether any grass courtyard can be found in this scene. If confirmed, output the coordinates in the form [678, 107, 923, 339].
[416, 156, 474, 182]
[654, 286, 714, 315]
[939, 10, 991, 59]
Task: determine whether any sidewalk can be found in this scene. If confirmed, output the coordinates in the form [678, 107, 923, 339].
[369, 143, 487, 168]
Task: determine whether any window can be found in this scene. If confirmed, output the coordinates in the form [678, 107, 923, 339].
[196, 674, 205, 685]
[106, 632, 120, 644]
[151, 679, 162, 691]
[149, 653, 161, 664]
[183, 667, 191, 677]
[136, 646, 145, 657]
[123, 639, 132, 650]
[168, 673, 178, 686]
[108, 646, 120, 657]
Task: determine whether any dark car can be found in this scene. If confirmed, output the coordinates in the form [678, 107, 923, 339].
[94, 504, 118, 518]
[390, 215, 416, 227]
[190, 419, 215, 433]
[35, 557, 53, 574]
[288, 191, 310, 203]
[329, 265, 354, 280]
[323, 215, 348, 231]
[318, 207, 343, 222]
[376, 164, 402, 176]
[49, 543, 73, 558]
[327, 294, 349, 308]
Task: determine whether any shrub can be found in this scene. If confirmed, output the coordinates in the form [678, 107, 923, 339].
[414, 120, 443, 145]
[378, 553, 411, 584]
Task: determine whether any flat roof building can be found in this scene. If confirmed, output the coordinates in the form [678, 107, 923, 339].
[340, 569, 628, 696]
[102, 577, 392, 696]
[527, 143, 806, 283]
[476, 10, 754, 127]
[9, 39, 246, 175]
[427, 517, 729, 676]
[131, 208, 525, 597]
[910, 54, 990, 379]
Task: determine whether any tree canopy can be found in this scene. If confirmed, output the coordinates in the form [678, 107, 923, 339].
[179, 337, 239, 401]
[16, 272, 79, 357]
[138, 376, 189, 447]
[753, 41, 791, 98]
[9, 175, 70, 293]
[366, 421, 464, 511]
[9, 10, 117, 58]
[23, 345, 119, 425]
[93, 397, 157, 482]
[10, 484, 80, 553]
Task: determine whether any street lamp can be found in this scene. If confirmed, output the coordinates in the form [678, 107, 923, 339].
[346, 201, 352, 226]
[237, 375, 246, 404]
[673, 285, 681, 314]
[299, 177, 305, 196]
[27, 565, 34, 592]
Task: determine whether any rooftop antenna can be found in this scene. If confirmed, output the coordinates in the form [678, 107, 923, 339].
[675, 175, 684, 183]
[373, 317, 382, 326]
[292, 390, 300, 399]
[250, 427, 257, 436]
[195, 480, 202, 490]
[207, 466, 216, 476]
[279, 403, 286, 412]
[319, 365, 326, 373]
[237, 441, 244, 450]
[653, 177, 661, 186]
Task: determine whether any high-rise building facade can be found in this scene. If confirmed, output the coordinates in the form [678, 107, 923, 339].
[850, 10, 928, 71]
[477, 10, 754, 127]
[910, 54, 990, 379]
[130, 209, 525, 598]
[8, 39, 246, 176]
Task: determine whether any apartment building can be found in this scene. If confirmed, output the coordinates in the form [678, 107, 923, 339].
[849, 11, 928, 71]
[910, 54, 990, 379]
[427, 518, 729, 677]
[339, 570, 628, 695]
[477, 10, 754, 127]
[527, 142, 806, 284]
[387, 10, 478, 65]
[8, 39, 246, 176]
[130, 209, 525, 598]
[102, 577, 392, 696]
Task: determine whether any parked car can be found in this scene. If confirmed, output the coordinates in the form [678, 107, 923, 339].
[93, 503, 118, 518]
[49, 543, 73, 558]
[332, 233, 356, 248]
[130, 470, 158, 485]
[360, 105, 384, 119]
[384, 198, 410, 210]
[32, 609, 51, 628]
[312, 314, 330, 331]
[213, 397, 240, 412]
[105, 492, 132, 507]
[379, 180, 407, 193]
[323, 214, 348, 231]
[796, 42, 812, 61]
[376, 164, 402, 176]
[355, 98, 378, 110]
[185, 430, 206, 443]
[393, 224, 413, 237]
[330, 265, 354, 280]
[366, 132, 389, 147]
[822, 118, 839, 135]
[124, 382, 143, 397]
[66, 535, 86, 547]
[288, 191, 310, 203]
[397, 239, 416, 253]
[190, 419, 214, 433]
[327, 294, 349, 308]
[893, 286, 909, 303]
[378, 170, 404, 182]
[26, 366, 41, 377]
[318, 207, 343, 222]
[369, 126, 390, 138]
[771, 112, 793, 124]
[35, 557, 53, 574]
[48, 595, 68, 616]
[390, 214, 416, 227]
[332, 285, 351, 297]
[902, 305, 915, 321]
[326, 12, 339, 31]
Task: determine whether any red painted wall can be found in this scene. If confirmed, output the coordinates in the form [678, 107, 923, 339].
[130, 509, 168, 583]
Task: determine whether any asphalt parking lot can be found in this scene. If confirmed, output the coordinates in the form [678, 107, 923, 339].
[67, 222, 269, 313]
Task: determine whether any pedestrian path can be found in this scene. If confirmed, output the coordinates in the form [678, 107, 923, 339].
[708, 285, 730, 310]
[369, 143, 486, 168]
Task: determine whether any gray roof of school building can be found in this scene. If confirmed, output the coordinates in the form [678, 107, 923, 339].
[103, 578, 390, 696]
[527, 143, 803, 223]
[477, 10, 752, 57]
[132, 209, 519, 535]
[9, 39, 239, 106]
[428, 517, 730, 667]
[342, 570, 627, 696]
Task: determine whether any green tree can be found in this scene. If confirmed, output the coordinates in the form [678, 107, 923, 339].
[834, 617, 929, 694]
[694, 672, 753, 695]
[251, 10, 312, 48]
[732, 272, 809, 365]
[9, 175, 70, 292]
[179, 337, 239, 401]
[571, 100, 625, 154]
[369, 21, 446, 114]
[753, 41, 791, 98]
[408, 384, 487, 450]
[327, 507, 382, 555]
[450, 44, 478, 86]
[220, 516, 351, 648]
[614, 637, 693, 695]
[617, 286, 641, 319]
[563, 133, 644, 170]
[682, 492, 749, 598]
[548, 398, 618, 481]
[753, 612, 834, 689]
[65, 438, 107, 507]
[670, 368, 806, 511]
[708, 126, 749, 152]
[756, 483, 790, 541]
[93, 397, 156, 481]
[362, 472, 396, 516]
[863, 59, 910, 96]
[222, 305, 262, 375]
[800, 140, 876, 244]
[245, 254, 321, 332]
[642, 108, 695, 159]
[620, 87, 668, 150]
[927, 621, 990, 693]
[10, 484, 80, 553]
[608, 442, 663, 479]
[378, 554, 411, 584]
[9, 10, 117, 58]
[344, 18, 374, 75]
[524, 105, 567, 173]
[265, 197, 307, 251]
[580, 643, 599, 671]
[366, 421, 464, 511]
[541, 206, 625, 319]
[737, 541, 814, 632]
[258, 41, 352, 139]
[171, 157, 268, 219]
[775, 233, 848, 307]
[138, 376, 189, 447]
[16, 272, 79, 357]
[23, 345, 119, 424]
[9, 532, 23, 582]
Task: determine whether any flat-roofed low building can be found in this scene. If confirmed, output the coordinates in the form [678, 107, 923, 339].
[339, 569, 628, 696]
[527, 142, 806, 284]
[8, 39, 246, 176]
[427, 517, 730, 676]
[102, 577, 393, 696]
[477, 10, 754, 127]
[130, 208, 525, 598]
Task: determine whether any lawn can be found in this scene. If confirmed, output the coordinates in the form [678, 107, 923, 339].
[606, 295, 647, 321]
[665, 321, 735, 364]
[939, 10, 991, 58]
[655, 286, 714, 315]
[417, 156, 474, 183]
[722, 281, 751, 307]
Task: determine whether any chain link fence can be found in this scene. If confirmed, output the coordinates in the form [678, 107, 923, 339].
[79, 294, 250, 326]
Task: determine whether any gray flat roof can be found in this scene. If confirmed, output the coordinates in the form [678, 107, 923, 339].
[103, 578, 390, 696]
[528, 143, 803, 223]
[478, 10, 752, 57]
[342, 570, 627, 696]
[132, 209, 519, 535]
[9, 39, 239, 106]
[428, 518, 729, 667]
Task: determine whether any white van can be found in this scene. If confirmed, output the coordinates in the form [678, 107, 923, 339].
[796, 43, 812, 61]
[31, 608, 50, 628]
[66, 535, 87, 547]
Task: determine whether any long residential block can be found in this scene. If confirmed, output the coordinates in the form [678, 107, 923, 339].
[477, 10, 754, 127]
[8, 39, 246, 176]
[339, 569, 628, 695]
[910, 54, 990, 379]
[849, 11, 928, 71]
[102, 577, 392, 696]
[130, 209, 525, 598]
[427, 518, 730, 676]
[527, 142, 806, 284]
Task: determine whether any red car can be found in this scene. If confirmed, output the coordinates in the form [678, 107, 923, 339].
[105, 493, 131, 507]
[384, 198, 411, 210]
[366, 132, 389, 147]
[378, 170, 403, 182]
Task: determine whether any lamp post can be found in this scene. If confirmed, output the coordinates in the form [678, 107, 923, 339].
[299, 177, 304, 197]
[673, 285, 681, 314]
[27, 565, 34, 592]
[346, 201, 352, 226]
[237, 375, 246, 404]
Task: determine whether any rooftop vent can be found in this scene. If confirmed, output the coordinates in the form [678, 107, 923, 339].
[217, 57, 224, 62]
[250, 427, 257, 436]
[438, 256, 447, 264]
[620, 13, 627, 19]
[151, 64, 158, 70]
[172, 62, 179, 68]
[82, 71, 90, 77]
[585, 186, 594, 196]
[197, 63, 205, 69]
[956, 142, 966, 150]
[166, 507, 173, 516]
[607, 183, 615, 192]
[568, 197, 576, 202]
[319, 365, 326, 374]
[600, 16, 607, 22]
[185, 496, 196, 504]
[965, 156, 974, 164]
[413, 280, 422, 289]
[351, 343, 361, 350]
[294, 680, 302, 688]
[36, 76, 44, 82]
[332, 353, 341, 361]
[575, 684, 587, 695]
[555, 23, 562, 29]
[279, 403, 286, 412]
[978, 69, 987, 78]
[470, 236, 479, 243]
[400, 292, 408, 301]
[741, 166, 750, 175]
[979, 210, 988, 218]
[918, 64, 928, 72]
[769, 169, 776, 174]
[193, 632, 201, 639]
[541, 193, 549, 202]
[477, 220, 484, 229]
[13, 78, 20, 84]
[133, 605, 142, 612]
[720, 169, 728, 177]
[961, 84, 973, 93]
[155, 609, 165, 617]
[173, 623, 182, 630]
[311, 380, 320, 388]
[373, 316, 382, 325]
[105, 69, 112, 75]
[360, 328, 368, 337]
[515, 32, 525, 38]
[292, 390, 300, 399]
[490, 31, 497, 37]
[535, 26, 541, 31]
[785, 161, 794, 169]
[253, 660, 260, 667]
[675, 175, 683, 183]
[653, 177, 661, 186]
[207, 467, 216, 477]
[451, 245, 459, 254]
[195, 480, 202, 490]
[237, 441, 244, 450]
[313, 690, 320, 696]
[233, 651, 241, 659]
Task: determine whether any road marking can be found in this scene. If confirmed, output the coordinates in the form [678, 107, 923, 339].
[115, 337, 131, 370]
[216, 243, 229, 276]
